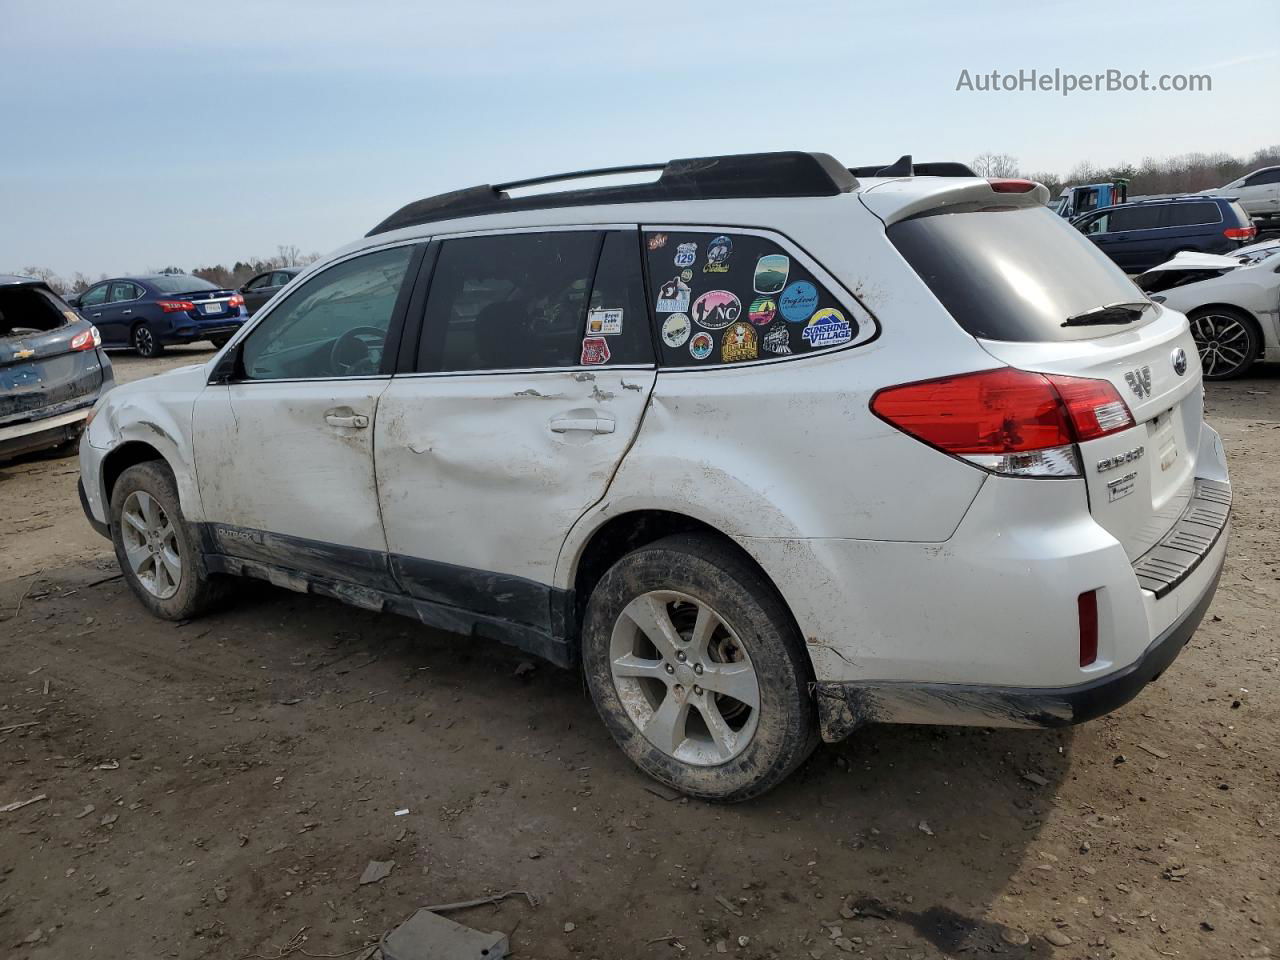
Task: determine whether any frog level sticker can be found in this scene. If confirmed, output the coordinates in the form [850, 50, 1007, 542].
[662, 313, 691, 348]
[587, 308, 623, 336]
[703, 235, 733, 273]
[753, 254, 789, 294]
[689, 331, 714, 360]
[647, 233, 668, 251]
[581, 336, 611, 365]
[690, 290, 742, 330]
[721, 322, 758, 362]
[762, 322, 791, 355]
[655, 277, 691, 314]
[674, 242, 697, 268]
[680, 268, 693, 283]
[779, 280, 819, 322]
[748, 296, 777, 325]
[801, 307, 853, 348]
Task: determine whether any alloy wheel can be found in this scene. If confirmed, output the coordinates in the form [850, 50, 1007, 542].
[609, 590, 761, 765]
[1189, 313, 1251, 378]
[134, 326, 155, 356]
[120, 490, 182, 599]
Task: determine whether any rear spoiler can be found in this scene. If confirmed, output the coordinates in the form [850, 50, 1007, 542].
[850, 155, 979, 178]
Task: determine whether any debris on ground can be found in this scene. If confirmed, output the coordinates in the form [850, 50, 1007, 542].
[643, 782, 682, 801]
[513, 661, 536, 678]
[0, 794, 47, 813]
[1137, 742, 1171, 760]
[420, 890, 539, 912]
[917, 820, 935, 836]
[380, 908, 510, 960]
[359, 860, 395, 885]
[715, 894, 743, 917]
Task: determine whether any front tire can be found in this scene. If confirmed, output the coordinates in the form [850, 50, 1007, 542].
[1188, 307, 1260, 380]
[109, 461, 227, 620]
[132, 323, 164, 358]
[581, 534, 817, 802]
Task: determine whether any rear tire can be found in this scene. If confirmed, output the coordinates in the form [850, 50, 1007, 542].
[132, 323, 164, 358]
[581, 534, 817, 802]
[1187, 306, 1260, 380]
[109, 461, 228, 620]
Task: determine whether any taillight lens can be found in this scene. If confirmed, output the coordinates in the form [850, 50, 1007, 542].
[228, 293, 245, 308]
[871, 368, 1135, 478]
[70, 325, 102, 351]
[1224, 225, 1256, 240]
[1078, 590, 1099, 666]
[157, 299, 195, 313]
[987, 178, 1038, 193]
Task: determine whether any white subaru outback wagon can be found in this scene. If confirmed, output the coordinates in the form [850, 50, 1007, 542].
[79, 152, 1231, 801]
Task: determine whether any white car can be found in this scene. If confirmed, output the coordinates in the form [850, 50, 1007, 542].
[77, 152, 1231, 800]
[1203, 166, 1280, 224]
[1136, 240, 1280, 379]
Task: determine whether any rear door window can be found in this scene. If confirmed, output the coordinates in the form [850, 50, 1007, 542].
[643, 229, 871, 366]
[889, 205, 1152, 343]
[417, 230, 652, 372]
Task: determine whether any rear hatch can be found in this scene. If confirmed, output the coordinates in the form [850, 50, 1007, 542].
[1, 284, 105, 425]
[885, 201, 1203, 560]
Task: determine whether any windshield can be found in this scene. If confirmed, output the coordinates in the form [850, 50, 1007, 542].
[887, 205, 1153, 342]
[149, 274, 219, 294]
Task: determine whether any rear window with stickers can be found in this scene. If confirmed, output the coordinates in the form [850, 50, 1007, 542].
[644, 230, 860, 366]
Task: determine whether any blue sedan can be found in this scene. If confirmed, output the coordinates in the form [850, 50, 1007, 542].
[69, 274, 248, 357]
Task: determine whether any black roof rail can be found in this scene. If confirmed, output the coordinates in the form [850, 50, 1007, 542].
[849, 156, 979, 178]
[366, 151, 858, 236]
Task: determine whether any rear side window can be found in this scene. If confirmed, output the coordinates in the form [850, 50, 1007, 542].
[1109, 206, 1162, 231]
[1162, 202, 1222, 227]
[889, 206, 1150, 343]
[644, 230, 868, 366]
[417, 231, 651, 372]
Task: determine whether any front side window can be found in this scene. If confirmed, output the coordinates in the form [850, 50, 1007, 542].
[417, 231, 651, 372]
[271, 271, 294, 287]
[80, 284, 109, 307]
[644, 229, 872, 366]
[239, 245, 414, 381]
[245, 273, 272, 290]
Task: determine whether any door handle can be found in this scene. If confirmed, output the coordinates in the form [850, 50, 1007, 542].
[550, 416, 615, 435]
[122, 309, 132, 316]
[91, 312, 102, 318]
[325, 413, 369, 429]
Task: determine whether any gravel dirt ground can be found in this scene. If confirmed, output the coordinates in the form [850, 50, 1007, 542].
[1, 346, 1277, 960]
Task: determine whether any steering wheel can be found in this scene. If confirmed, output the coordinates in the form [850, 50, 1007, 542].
[330, 326, 386, 376]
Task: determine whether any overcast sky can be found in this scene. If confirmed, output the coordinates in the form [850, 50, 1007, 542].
[1, 0, 1275, 279]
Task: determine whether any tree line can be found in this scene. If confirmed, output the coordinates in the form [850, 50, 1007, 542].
[975, 143, 1280, 198]
[12, 245, 319, 295]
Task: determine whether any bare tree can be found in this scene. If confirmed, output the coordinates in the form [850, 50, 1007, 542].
[18, 265, 68, 293]
[972, 153, 1020, 178]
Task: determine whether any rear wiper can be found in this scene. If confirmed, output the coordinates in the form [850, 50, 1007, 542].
[1062, 300, 1153, 327]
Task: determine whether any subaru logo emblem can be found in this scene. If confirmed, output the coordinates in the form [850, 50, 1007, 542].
[1171, 347, 1188, 377]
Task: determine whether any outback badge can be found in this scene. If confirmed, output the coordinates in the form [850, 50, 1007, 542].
[1124, 364, 1152, 399]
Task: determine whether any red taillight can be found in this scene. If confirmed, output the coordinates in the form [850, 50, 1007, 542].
[157, 299, 195, 313]
[1078, 590, 1099, 666]
[1224, 225, 1256, 240]
[870, 368, 1134, 477]
[987, 178, 1037, 193]
[69, 325, 101, 351]
[228, 293, 244, 308]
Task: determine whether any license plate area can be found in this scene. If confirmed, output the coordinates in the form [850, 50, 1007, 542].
[1149, 409, 1179, 473]
[202, 302, 223, 315]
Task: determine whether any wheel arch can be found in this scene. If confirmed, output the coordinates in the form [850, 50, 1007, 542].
[102, 440, 169, 507]
[566, 510, 806, 661]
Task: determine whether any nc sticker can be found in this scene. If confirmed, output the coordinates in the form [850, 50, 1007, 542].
[689, 331, 714, 360]
[674, 242, 698, 268]
[647, 233, 668, 251]
[753, 254, 789, 294]
[703, 235, 733, 273]
[779, 281, 819, 322]
[587, 308, 623, 336]
[690, 290, 742, 330]
[655, 277, 691, 314]
[801, 307, 853, 348]
[762, 322, 792, 355]
[580, 336, 611, 365]
[748, 296, 777, 325]
[720, 322, 758, 362]
[662, 313, 691, 348]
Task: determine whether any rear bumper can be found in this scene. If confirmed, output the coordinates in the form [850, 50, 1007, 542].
[814, 530, 1225, 739]
[165, 319, 244, 343]
[0, 407, 90, 460]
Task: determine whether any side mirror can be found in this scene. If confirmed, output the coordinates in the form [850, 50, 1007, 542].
[238, 284, 249, 294]
[66, 295, 81, 308]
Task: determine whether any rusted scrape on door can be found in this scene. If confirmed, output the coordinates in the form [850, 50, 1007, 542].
[814, 682, 1073, 741]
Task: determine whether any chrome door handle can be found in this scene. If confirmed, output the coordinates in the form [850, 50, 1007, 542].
[550, 416, 615, 435]
[325, 413, 369, 429]
[122, 309, 132, 315]
[91, 312, 102, 318]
